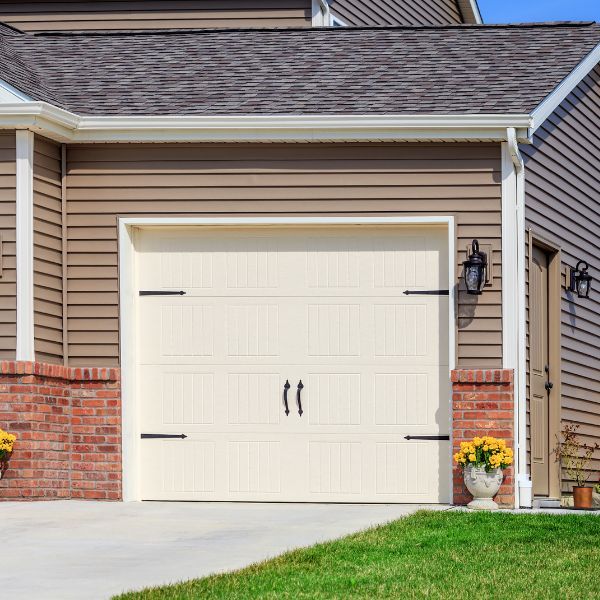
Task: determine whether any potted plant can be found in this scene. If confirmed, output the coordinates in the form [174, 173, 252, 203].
[454, 436, 513, 510]
[553, 423, 599, 510]
[0, 427, 16, 479]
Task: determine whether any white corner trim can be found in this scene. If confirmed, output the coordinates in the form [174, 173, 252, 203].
[0, 78, 32, 103]
[15, 130, 34, 361]
[530, 41, 600, 135]
[118, 215, 456, 501]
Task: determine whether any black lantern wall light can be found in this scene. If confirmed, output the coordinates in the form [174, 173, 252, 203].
[568, 260, 593, 299]
[463, 239, 488, 295]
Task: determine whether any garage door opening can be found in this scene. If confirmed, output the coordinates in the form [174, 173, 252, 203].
[128, 222, 452, 503]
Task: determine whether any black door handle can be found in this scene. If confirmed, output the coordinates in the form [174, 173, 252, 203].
[404, 435, 450, 441]
[296, 380, 304, 416]
[141, 433, 187, 439]
[283, 380, 290, 416]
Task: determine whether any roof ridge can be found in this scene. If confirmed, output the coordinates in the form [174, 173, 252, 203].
[28, 20, 599, 38]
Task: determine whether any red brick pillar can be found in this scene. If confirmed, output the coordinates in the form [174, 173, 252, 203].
[0, 361, 121, 500]
[451, 369, 515, 508]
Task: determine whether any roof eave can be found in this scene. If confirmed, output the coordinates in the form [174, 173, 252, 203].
[0, 103, 532, 143]
[529, 41, 600, 135]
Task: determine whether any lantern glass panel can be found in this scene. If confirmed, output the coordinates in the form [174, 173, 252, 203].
[577, 277, 590, 298]
[465, 265, 482, 293]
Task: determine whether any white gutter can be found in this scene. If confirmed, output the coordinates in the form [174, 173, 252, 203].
[0, 102, 532, 143]
[507, 126, 530, 508]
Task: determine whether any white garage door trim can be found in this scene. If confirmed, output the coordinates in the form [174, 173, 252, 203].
[118, 216, 456, 502]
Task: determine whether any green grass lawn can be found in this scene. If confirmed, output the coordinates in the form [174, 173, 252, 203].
[114, 511, 600, 600]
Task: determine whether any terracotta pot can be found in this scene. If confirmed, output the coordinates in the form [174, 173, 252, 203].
[573, 486, 593, 509]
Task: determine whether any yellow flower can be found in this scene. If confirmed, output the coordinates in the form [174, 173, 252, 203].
[473, 437, 483, 447]
[483, 445, 489, 451]
[469, 453, 476, 461]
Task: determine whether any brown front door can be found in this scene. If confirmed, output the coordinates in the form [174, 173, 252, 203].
[530, 246, 551, 497]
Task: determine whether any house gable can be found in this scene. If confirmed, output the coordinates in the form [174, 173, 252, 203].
[0, 0, 478, 33]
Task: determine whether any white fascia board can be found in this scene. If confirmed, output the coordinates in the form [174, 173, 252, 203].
[0, 102, 532, 142]
[469, 0, 483, 24]
[72, 114, 532, 143]
[530, 42, 600, 136]
[0, 79, 32, 103]
[15, 130, 34, 362]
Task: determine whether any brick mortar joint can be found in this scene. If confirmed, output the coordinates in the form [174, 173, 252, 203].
[0, 362, 120, 383]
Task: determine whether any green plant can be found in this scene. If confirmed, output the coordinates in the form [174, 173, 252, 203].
[553, 424, 599, 488]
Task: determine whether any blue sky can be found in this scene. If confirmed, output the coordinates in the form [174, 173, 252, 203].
[479, 0, 600, 23]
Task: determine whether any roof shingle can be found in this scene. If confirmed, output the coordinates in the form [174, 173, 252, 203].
[0, 22, 599, 116]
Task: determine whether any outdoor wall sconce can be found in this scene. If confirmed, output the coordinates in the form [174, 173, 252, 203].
[463, 239, 488, 295]
[569, 260, 592, 298]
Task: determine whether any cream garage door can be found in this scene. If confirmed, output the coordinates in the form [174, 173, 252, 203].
[137, 226, 450, 503]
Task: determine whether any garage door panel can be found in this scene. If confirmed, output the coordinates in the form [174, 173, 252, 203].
[375, 441, 448, 499]
[141, 440, 216, 498]
[137, 225, 451, 503]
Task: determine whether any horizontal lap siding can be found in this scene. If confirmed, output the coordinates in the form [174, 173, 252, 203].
[330, 0, 462, 25]
[0, 133, 15, 358]
[523, 64, 600, 486]
[0, 0, 311, 31]
[33, 135, 62, 363]
[65, 142, 502, 367]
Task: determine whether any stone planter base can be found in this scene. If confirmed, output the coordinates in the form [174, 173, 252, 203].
[464, 466, 503, 511]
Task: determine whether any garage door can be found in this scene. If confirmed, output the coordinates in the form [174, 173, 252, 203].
[136, 225, 450, 503]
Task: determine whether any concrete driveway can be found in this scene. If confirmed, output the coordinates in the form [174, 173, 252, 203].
[1, 501, 449, 599]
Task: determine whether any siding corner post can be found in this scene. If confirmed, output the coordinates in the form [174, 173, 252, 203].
[15, 130, 34, 361]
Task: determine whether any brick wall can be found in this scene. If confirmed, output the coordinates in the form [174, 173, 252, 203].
[0, 361, 121, 500]
[451, 369, 515, 508]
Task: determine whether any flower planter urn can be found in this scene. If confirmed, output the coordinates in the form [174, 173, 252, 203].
[463, 465, 503, 510]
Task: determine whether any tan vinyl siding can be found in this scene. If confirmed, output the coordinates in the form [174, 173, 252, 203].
[0, 133, 15, 359]
[330, 0, 462, 26]
[0, 0, 311, 32]
[65, 142, 502, 367]
[523, 64, 600, 488]
[33, 135, 63, 364]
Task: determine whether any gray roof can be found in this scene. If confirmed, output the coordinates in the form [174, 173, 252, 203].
[0, 22, 599, 116]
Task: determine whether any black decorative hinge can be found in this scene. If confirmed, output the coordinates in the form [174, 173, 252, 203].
[404, 435, 450, 441]
[403, 290, 449, 296]
[139, 290, 186, 296]
[141, 433, 188, 439]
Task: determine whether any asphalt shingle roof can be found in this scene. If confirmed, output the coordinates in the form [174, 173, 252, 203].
[0, 22, 598, 116]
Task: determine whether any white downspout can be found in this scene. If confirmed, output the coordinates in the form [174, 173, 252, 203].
[312, 0, 331, 26]
[507, 127, 531, 507]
